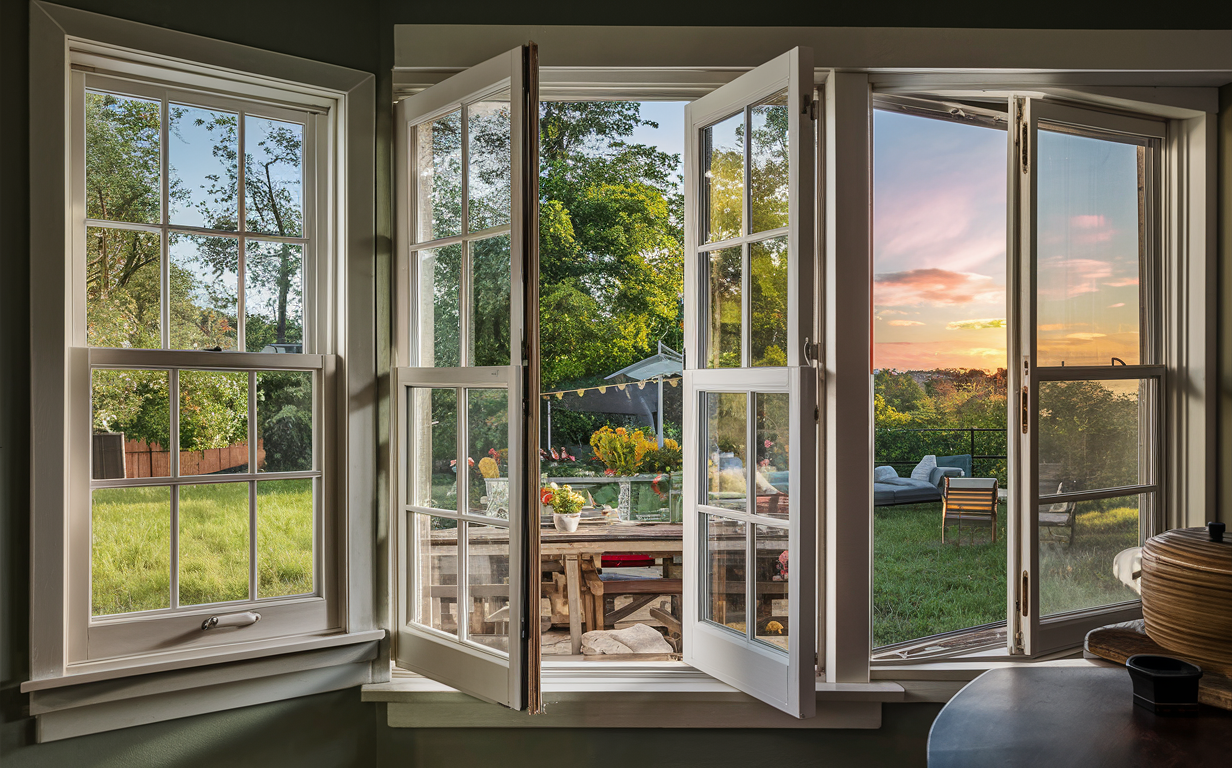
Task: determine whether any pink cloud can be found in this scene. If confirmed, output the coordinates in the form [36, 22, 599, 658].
[887, 319, 925, 327]
[1071, 215, 1107, 229]
[874, 268, 1004, 307]
[1103, 278, 1138, 288]
[1037, 257, 1114, 298]
[1107, 302, 1126, 308]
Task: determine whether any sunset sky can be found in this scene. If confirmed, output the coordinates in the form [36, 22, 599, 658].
[873, 108, 1143, 372]
[873, 109, 1008, 372]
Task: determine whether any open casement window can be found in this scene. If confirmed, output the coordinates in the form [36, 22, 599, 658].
[681, 48, 818, 718]
[1010, 99, 1165, 656]
[393, 45, 538, 709]
[72, 72, 337, 660]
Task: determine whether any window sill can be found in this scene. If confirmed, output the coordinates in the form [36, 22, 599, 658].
[365, 656, 1122, 728]
[364, 664, 903, 728]
[24, 629, 385, 742]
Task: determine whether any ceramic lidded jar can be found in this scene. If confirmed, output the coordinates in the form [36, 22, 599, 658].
[1140, 524, 1232, 665]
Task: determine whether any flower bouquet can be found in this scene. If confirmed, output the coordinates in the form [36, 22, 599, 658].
[541, 482, 586, 532]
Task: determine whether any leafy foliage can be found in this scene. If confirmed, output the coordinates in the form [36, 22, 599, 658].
[538, 102, 684, 390]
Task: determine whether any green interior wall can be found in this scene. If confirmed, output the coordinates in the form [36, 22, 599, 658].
[2, 1, 1229, 765]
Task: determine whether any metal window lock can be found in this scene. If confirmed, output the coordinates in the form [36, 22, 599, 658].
[201, 611, 261, 631]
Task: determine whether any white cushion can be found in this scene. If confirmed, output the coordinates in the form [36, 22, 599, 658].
[910, 454, 937, 481]
[873, 466, 899, 482]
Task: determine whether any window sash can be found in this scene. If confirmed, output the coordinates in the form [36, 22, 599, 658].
[681, 48, 818, 719]
[78, 72, 318, 354]
[1011, 98, 1166, 658]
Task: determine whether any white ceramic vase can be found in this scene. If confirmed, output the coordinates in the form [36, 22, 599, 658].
[553, 513, 580, 532]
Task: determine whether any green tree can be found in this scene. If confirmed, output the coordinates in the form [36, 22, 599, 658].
[538, 102, 684, 390]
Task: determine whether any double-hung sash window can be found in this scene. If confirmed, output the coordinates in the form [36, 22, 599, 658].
[1010, 100, 1166, 655]
[71, 72, 336, 661]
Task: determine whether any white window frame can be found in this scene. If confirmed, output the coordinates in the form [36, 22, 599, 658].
[70, 71, 336, 662]
[376, 24, 1224, 727]
[25, 1, 381, 742]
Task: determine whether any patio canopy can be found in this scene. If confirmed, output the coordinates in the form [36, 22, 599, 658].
[542, 343, 683, 447]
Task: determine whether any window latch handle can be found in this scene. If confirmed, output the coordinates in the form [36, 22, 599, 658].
[202, 611, 261, 631]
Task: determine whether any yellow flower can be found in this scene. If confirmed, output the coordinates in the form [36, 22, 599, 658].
[477, 457, 500, 479]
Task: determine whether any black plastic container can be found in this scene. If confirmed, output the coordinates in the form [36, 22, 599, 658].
[1125, 654, 1203, 714]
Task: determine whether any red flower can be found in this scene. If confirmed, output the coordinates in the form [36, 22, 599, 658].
[540, 488, 554, 505]
[603, 468, 616, 477]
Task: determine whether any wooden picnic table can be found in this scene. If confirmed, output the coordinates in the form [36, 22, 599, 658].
[429, 522, 685, 654]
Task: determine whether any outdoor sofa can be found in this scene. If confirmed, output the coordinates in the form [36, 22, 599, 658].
[873, 454, 971, 507]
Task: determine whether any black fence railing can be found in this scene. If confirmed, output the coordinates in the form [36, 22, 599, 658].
[874, 427, 1008, 486]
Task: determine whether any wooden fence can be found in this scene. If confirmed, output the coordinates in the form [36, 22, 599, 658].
[92, 432, 265, 478]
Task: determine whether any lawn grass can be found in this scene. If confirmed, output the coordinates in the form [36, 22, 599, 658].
[91, 481, 314, 616]
[873, 501, 1141, 648]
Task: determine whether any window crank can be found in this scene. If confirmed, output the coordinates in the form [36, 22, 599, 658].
[201, 611, 261, 631]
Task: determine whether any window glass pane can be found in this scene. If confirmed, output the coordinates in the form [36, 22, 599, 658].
[170, 233, 239, 350]
[246, 241, 304, 352]
[754, 392, 789, 519]
[92, 369, 171, 480]
[703, 514, 746, 634]
[417, 243, 462, 367]
[703, 112, 743, 243]
[707, 247, 742, 368]
[416, 514, 459, 636]
[470, 234, 511, 367]
[1039, 378, 1150, 493]
[468, 521, 510, 654]
[179, 370, 249, 476]
[705, 392, 746, 511]
[468, 98, 511, 233]
[1036, 128, 1145, 366]
[256, 370, 313, 472]
[92, 486, 171, 615]
[256, 478, 314, 598]
[410, 388, 458, 510]
[169, 104, 238, 230]
[467, 389, 508, 518]
[753, 523, 789, 650]
[244, 116, 303, 238]
[86, 226, 161, 349]
[1040, 494, 1145, 617]
[750, 236, 788, 367]
[86, 91, 161, 225]
[871, 107, 1009, 654]
[179, 482, 250, 606]
[749, 91, 788, 234]
[417, 110, 463, 242]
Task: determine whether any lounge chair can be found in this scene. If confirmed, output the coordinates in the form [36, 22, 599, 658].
[942, 477, 998, 543]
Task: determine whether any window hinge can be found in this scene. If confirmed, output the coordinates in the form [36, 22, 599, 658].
[1014, 630, 1024, 650]
[1020, 386, 1029, 434]
[808, 97, 818, 121]
[1020, 570, 1029, 617]
[803, 338, 820, 364]
[1019, 121, 1029, 174]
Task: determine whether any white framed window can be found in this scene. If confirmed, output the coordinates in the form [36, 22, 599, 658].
[71, 72, 337, 661]
[26, 1, 379, 741]
[1010, 100, 1169, 655]
[392, 45, 537, 709]
[381, 25, 1221, 727]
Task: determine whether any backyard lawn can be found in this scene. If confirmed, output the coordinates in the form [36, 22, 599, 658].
[91, 481, 314, 616]
[873, 501, 1140, 648]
